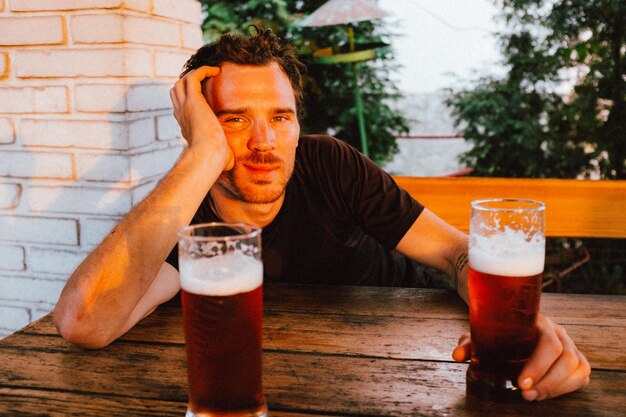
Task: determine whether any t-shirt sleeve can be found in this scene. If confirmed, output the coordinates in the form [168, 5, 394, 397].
[302, 135, 424, 249]
[353, 151, 424, 249]
[165, 244, 179, 270]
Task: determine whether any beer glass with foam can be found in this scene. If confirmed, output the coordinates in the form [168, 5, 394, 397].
[178, 223, 267, 417]
[467, 199, 545, 402]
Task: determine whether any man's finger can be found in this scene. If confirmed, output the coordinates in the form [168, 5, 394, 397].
[518, 315, 562, 385]
[184, 66, 220, 94]
[522, 349, 591, 401]
[452, 332, 471, 362]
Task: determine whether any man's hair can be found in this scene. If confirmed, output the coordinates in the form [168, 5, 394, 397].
[181, 27, 305, 117]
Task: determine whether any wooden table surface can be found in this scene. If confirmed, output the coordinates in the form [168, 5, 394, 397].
[0, 283, 624, 416]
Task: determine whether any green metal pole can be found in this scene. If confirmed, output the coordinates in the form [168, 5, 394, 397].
[347, 25, 369, 157]
[352, 61, 369, 158]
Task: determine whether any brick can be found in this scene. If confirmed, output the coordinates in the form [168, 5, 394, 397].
[80, 217, 118, 246]
[0, 151, 73, 179]
[0, 182, 22, 209]
[0, 16, 64, 46]
[72, 14, 179, 46]
[156, 114, 180, 140]
[181, 23, 203, 49]
[9, 0, 122, 12]
[75, 83, 128, 113]
[0, 245, 26, 271]
[130, 146, 180, 181]
[122, 0, 150, 12]
[0, 86, 68, 113]
[0, 215, 78, 245]
[0, 52, 8, 79]
[70, 13, 181, 46]
[79, 153, 131, 182]
[29, 247, 87, 275]
[21, 119, 129, 150]
[126, 84, 172, 112]
[0, 305, 30, 332]
[0, 118, 15, 144]
[154, 51, 189, 77]
[0, 275, 66, 304]
[152, 0, 202, 24]
[70, 13, 123, 44]
[131, 179, 157, 204]
[128, 117, 155, 148]
[124, 16, 180, 46]
[15, 49, 152, 78]
[28, 185, 132, 215]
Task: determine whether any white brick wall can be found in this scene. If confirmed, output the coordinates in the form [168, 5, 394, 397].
[0, 118, 15, 144]
[0, 53, 8, 79]
[15, 49, 154, 78]
[0, 150, 74, 179]
[0, 183, 22, 209]
[0, 86, 69, 113]
[0, 0, 202, 338]
[0, 16, 66, 46]
[0, 245, 26, 271]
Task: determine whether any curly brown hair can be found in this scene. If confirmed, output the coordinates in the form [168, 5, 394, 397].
[181, 27, 305, 117]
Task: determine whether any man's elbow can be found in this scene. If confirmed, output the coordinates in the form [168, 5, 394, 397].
[52, 307, 115, 350]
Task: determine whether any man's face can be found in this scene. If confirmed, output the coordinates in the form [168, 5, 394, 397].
[203, 62, 300, 205]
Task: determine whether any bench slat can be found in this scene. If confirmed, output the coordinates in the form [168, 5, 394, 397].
[394, 177, 626, 239]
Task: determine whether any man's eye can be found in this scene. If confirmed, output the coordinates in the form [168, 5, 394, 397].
[225, 117, 243, 123]
[273, 115, 288, 122]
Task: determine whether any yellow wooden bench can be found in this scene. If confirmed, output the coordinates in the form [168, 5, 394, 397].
[394, 176, 626, 290]
[394, 176, 626, 239]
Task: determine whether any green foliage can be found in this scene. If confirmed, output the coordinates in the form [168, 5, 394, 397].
[447, 0, 625, 179]
[197, 0, 408, 164]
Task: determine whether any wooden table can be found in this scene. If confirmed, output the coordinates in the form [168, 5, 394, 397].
[0, 284, 624, 416]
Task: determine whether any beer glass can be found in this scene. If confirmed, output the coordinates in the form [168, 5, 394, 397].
[178, 223, 267, 417]
[466, 199, 545, 402]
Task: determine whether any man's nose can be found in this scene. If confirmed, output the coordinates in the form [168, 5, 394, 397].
[248, 120, 275, 152]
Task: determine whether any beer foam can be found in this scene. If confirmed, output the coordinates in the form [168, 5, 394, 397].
[469, 228, 545, 277]
[179, 252, 263, 296]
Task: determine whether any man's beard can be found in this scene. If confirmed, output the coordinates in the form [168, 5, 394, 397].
[216, 152, 294, 205]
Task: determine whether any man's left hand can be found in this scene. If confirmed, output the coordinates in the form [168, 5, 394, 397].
[452, 314, 591, 401]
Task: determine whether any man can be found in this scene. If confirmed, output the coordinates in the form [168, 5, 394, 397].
[53, 28, 590, 402]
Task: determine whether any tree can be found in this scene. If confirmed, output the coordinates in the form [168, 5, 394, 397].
[198, 0, 409, 164]
[447, 0, 625, 179]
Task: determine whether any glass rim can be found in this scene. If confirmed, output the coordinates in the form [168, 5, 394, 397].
[471, 198, 545, 213]
[177, 222, 261, 241]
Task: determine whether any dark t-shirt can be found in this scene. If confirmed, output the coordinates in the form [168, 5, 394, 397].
[167, 135, 440, 287]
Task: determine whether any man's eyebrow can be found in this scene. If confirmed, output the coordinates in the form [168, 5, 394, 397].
[273, 107, 296, 115]
[215, 107, 297, 117]
[215, 108, 248, 117]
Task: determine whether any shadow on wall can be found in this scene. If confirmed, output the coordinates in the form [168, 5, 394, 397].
[0, 79, 185, 337]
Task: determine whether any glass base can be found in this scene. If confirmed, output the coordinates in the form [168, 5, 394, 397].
[466, 363, 524, 403]
[186, 403, 268, 417]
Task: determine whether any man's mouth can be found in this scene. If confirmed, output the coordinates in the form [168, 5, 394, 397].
[243, 164, 280, 174]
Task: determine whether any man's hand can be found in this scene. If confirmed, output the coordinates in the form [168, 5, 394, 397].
[452, 314, 591, 401]
[169, 66, 234, 170]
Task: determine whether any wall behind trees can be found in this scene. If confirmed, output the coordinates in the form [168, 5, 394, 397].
[0, 0, 203, 338]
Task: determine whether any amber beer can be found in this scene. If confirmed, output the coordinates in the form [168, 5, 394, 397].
[467, 199, 545, 402]
[178, 223, 267, 417]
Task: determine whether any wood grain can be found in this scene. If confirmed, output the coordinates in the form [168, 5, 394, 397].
[394, 176, 626, 238]
[0, 334, 623, 417]
[2, 285, 625, 416]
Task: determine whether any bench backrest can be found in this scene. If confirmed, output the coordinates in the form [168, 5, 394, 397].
[393, 177, 626, 239]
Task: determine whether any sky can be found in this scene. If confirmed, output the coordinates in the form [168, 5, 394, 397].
[377, 0, 505, 94]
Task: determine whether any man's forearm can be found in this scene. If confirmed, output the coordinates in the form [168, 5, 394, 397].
[53, 145, 222, 347]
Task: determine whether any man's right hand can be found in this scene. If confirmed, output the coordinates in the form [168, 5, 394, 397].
[169, 66, 234, 171]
